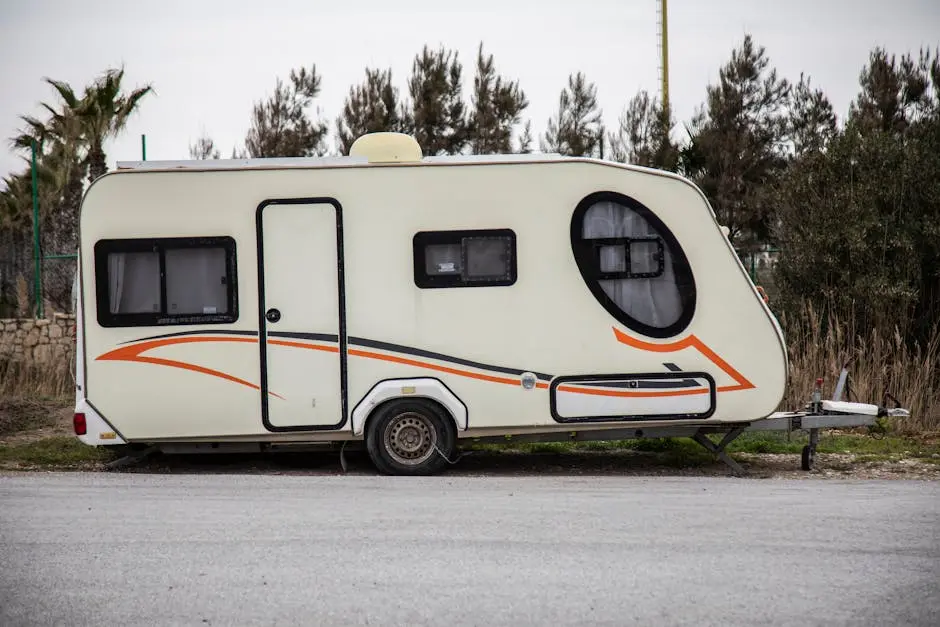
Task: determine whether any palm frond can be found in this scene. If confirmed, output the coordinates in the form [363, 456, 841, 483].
[42, 77, 79, 109]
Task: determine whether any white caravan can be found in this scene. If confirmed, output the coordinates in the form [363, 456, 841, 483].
[72, 133, 905, 474]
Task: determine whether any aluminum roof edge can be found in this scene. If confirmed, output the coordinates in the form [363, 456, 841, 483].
[115, 152, 569, 171]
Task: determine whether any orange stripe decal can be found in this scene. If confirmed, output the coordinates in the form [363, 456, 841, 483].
[611, 326, 754, 392]
[95, 330, 748, 401]
[349, 347, 520, 385]
[268, 339, 340, 353]
[96, 336, 284, 399]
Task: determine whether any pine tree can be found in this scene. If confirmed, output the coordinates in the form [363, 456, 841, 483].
[466, 44, 528, 154]
[788, 73, 837, 156]
[516, 120, 533, 153]
[403, 45, 468, 155]
[775, 46, 940, 341]
[245, 65, 328, 157]
[541, 72, 603, 157]
[848, 47, 939, 135]
[608, 89, 678, 170]
[336, 68, 406, 155]
[686, 35, 791, 250]
[189, 133, 220, 159]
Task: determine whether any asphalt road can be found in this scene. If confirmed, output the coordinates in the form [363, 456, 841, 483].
[1, 473, 938, 627]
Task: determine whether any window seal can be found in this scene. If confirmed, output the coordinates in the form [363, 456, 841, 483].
[94, 235, 238, 328]
[570, 191, 696, 339]
[413, 228, 517, 289]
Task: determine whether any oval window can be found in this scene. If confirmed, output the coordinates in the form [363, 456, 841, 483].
[570, 191, 696, 338]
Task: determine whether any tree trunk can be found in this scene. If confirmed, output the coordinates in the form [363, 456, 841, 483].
[87, 144, 107, 183]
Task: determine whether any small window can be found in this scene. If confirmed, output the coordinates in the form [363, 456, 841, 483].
[571, 192, 695, 338]
[414, 229, 516, 288]
[94, 236, 237, 327]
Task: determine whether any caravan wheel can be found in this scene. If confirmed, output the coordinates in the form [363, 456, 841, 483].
[365, 398, 456, 476]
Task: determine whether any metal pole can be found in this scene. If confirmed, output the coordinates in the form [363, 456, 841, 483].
[141, 134, 147, 161]
[660, 0, 669, 115]
[30, 140, 43, 319]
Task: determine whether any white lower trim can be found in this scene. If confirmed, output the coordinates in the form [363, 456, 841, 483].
[351, 378, 468, 436]
[75, 399, 126, 446]
[554, 376, 714, 419]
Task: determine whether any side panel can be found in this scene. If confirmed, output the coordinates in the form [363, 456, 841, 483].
[258, 199, 346, 431]
[550, 373, 716, 423]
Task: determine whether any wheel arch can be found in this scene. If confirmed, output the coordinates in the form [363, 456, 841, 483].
[351, 377, 468, 437]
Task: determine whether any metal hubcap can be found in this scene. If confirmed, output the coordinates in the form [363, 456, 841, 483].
[384, 412, 436, 466]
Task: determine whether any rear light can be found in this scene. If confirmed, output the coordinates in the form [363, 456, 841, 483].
[73, 413, 87, 435]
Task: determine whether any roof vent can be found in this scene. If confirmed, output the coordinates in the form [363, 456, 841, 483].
[349, 132, 423, 163]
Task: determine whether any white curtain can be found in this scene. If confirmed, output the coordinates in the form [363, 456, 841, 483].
[165, 247, 228, 314]
[582, 201, 683, 329]
[108, 252, 160, 313]
[107, 253, 125, 314]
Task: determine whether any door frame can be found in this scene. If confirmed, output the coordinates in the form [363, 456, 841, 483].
[255, 197, 348, 432]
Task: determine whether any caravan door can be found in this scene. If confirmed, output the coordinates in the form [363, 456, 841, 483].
[257, 198, 346, 431]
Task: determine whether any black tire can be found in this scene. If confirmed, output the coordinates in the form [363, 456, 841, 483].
[801, 445, 815, 471]
[364, 398, 457, 476]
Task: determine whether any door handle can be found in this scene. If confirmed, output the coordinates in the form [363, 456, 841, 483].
[265, 308, 281, 323]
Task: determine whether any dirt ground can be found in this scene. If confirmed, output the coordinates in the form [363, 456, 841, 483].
[2, 398, 939, 479]
[0, 398, 74, 443]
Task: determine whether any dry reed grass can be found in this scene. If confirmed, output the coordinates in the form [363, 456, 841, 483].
[779, 302, 940, 434]
[0, 356, 73, 400]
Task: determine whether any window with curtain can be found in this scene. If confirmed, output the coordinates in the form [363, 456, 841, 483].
[107, 251, 160, 314]
[571, 193, 695, 338]
[95, 236, 237, 327]
[413, 229, 516, 288]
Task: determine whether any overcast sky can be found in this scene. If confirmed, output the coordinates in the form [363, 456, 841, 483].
[2, 0, 938, 183]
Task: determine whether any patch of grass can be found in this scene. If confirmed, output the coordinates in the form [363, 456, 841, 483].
[0, 436, 115, 468]
[728, 434, 804, 455]
[813, 433, 940, 458]
[517, 442, 570, 454]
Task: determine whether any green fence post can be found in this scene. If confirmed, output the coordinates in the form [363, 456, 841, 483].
[141, 134, 147, 161]
[31, 140, 43, 319]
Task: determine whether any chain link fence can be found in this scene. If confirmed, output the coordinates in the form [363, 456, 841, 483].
[0, 230, 76, 319]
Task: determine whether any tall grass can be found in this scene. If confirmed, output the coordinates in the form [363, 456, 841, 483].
[0, 356, 73, 400]
[780, 302, 940, 434]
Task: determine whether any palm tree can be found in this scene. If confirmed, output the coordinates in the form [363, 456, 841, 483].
[79, 67, 152, 182]
[10, 78, 89, 257]
[12, 79, 87, 220]
[3, 67, 152, 314]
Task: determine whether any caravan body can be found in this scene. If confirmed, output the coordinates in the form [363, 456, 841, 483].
[74, 133, 788, 474]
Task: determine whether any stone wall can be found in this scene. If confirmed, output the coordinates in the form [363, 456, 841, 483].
[0, 313, 75, 366]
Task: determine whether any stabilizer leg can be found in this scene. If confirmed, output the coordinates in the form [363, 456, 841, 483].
[692, 427, 746, 475]
[801, 428, 819, 471]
